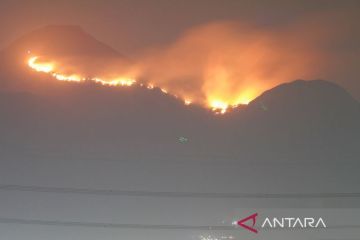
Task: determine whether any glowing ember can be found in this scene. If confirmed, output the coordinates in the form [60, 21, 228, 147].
[27, 56, 136, 87]
[93, 77, 135, 87]
[210, 100, 229, 114]
[52, 73, 82, 82]
[184, 99, 192, 105]
[28, 56, 54, 73]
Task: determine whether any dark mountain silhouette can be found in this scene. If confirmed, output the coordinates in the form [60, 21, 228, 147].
[0, 79, 358, 162]
[223, 80, 360, 161]
[0, 26, 359, 163]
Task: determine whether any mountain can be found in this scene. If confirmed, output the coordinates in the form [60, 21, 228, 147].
[0, 25, 126, 92]
[0, 26, 359, 163]
[0, 79, 358, 162]
[245, 79, 360, 139]
[0, 82, 216, 160]
[223, 80, 360, 161]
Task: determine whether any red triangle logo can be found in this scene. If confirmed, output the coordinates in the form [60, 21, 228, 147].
[237, 213, 258, 234]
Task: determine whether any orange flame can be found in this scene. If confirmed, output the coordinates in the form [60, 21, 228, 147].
[28, 56, 54, 73]
[27, 55, 248, 113]
[28, 56, 136, 87]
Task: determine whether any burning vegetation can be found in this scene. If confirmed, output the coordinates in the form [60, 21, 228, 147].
[24, 19, 343, 113]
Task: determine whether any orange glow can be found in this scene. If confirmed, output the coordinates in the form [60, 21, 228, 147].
[28, 56, 54, 73]
[184, 99, 192, 105]
[93, 77, 135, 87]
[27, 55, 256, 114]
[134, 21, 326, 112]
[210, 100, 228, 114]
[27, 56, 136, 87]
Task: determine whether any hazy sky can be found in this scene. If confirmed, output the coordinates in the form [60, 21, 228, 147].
[0, 0, 358, 53]
[1, 0, 359, 99]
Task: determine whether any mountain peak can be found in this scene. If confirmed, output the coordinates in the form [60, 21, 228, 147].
[0, 25, 127, 91]
[244, 79, 360, 145]
[249, 79, 358, 112]
[4, 25, 121, 59]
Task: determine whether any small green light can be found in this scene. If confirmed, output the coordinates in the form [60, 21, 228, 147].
[260, 102, 268, 111]
[178, 136, 188, 143]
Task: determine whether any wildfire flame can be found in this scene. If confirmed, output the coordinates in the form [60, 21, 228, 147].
[28, 56, 136, 87]
[28, 56, 54, 73]
[27, 55, 238, 113]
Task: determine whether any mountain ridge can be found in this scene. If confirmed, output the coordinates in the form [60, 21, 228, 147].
[0, 26, 359, 161]
[4, 25, 122, 58]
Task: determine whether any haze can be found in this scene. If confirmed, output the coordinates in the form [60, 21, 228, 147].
[1, 0, 360, 100]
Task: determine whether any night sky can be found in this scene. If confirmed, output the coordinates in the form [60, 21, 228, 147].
[1, 0, 360, 98]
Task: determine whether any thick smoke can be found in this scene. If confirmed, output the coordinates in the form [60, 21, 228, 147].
[26, 11, 358, 109]
[134, 20, 334, 107]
